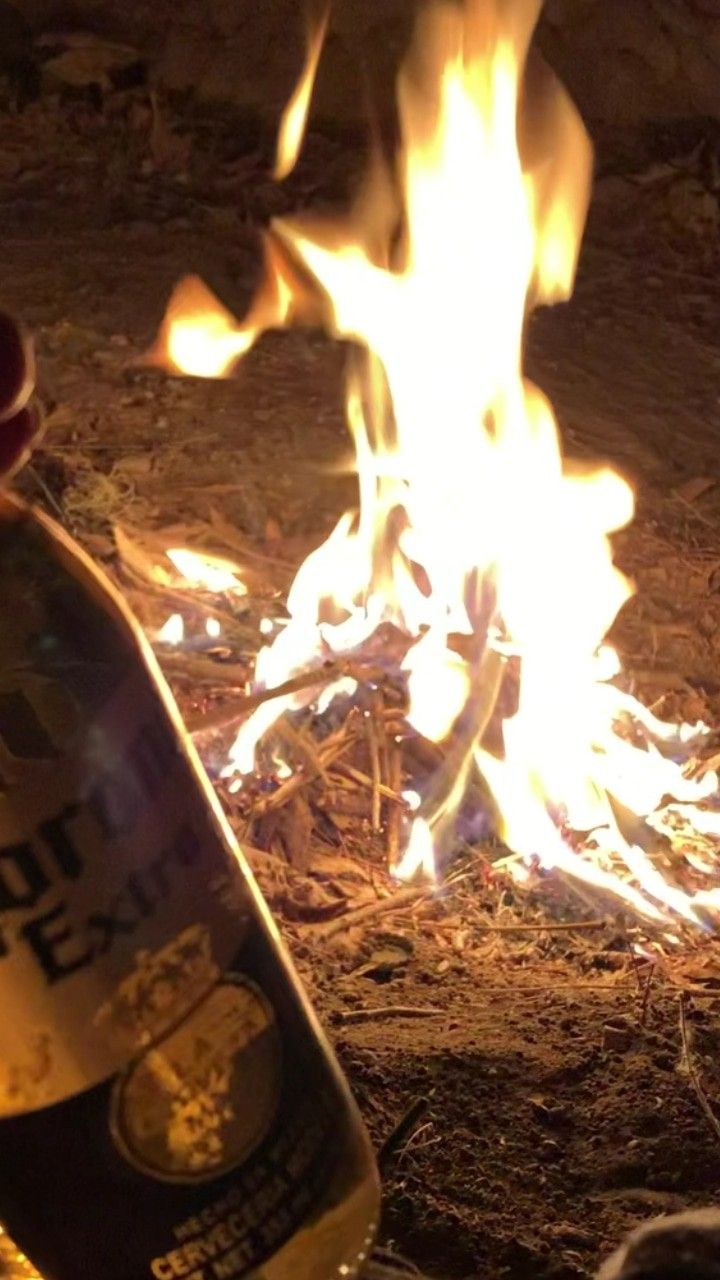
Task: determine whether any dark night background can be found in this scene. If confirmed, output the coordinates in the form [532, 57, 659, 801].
[5, 1, 720, 141]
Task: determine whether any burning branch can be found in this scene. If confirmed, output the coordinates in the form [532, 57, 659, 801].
[186, 658, 386, 735]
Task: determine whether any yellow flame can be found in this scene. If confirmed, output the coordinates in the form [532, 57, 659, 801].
[275, 4, 330, 181]
[146, 276, 254, 378]
[157, 612, 185, 645]
[146, 239, 307, 377]
[166, 548, 247, 595]
[394, 817, 436, 882]
[271, 748, 293, 780]
[156, 0, 720, 924]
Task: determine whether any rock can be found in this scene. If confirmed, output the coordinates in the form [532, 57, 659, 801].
[597, 1208, 720, 1279]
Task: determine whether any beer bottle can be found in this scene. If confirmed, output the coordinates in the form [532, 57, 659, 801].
[0, 321, 379, 1280]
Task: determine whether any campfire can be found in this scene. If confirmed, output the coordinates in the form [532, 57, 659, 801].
[125, 0, 720, 935]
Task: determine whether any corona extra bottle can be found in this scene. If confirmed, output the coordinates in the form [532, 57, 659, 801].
[0, 314, 379, 1280]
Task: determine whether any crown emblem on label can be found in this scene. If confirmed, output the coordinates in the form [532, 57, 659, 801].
[95, 924, 219, 1051]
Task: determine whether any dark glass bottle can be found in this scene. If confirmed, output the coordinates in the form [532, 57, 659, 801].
[0, 491, 379, 1280]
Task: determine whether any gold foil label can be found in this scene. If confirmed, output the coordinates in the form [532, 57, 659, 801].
[0, 662, 246, 1116]
[108, 957, 281, 1183]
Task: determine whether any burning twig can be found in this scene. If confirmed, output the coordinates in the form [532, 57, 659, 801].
[374, 689, 391, 779]
[256, 731, 362, 815]
[275, 718, 330, 784]
[253, 764, 321, 816]
[331, 761, 406, 805]
[158, 651, 248, 686]
[187, 658, 385, 735]
[472, 918, 609, 934]
[387, 738, 404, 868]
[307, 886, 428, 941]
[678, 993, 720, 1147]
[366, 705, 383, 834]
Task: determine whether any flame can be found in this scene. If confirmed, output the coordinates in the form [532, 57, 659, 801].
[157, 612, 185, 646]
[146, 237, 314, 378]
[275, 4, 330, 181]
[156, 612, 221, 646]
[155, 0, 720, 925]
[166, 547, 247, 595]
[395, 817, 436, 882]
[271, 748, 293, 780]
[146, 276, 255, 378]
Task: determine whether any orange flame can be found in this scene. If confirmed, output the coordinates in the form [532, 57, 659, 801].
[166, 547, 247, 595]
[146, 275, 253, 379]
[275, 4, 330, 181]
[154, 0, 720, 925]
[147, 238, 323, 378]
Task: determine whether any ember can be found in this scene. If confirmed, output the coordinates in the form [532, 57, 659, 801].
[146, 0, 720, 929]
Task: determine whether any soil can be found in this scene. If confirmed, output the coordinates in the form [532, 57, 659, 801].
[3, 88, 720, 1280]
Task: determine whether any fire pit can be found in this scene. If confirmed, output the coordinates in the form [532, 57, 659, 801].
[135, 0, 720, 934]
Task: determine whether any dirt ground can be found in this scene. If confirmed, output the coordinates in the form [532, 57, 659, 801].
[4, 90, 720, 1280]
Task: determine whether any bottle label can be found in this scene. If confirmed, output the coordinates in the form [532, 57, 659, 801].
[0, 929, 348, 1280]
[108, 961, 283, 1186]
[0, 503, 260, 1114]
[0, 657, 246, 1114]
